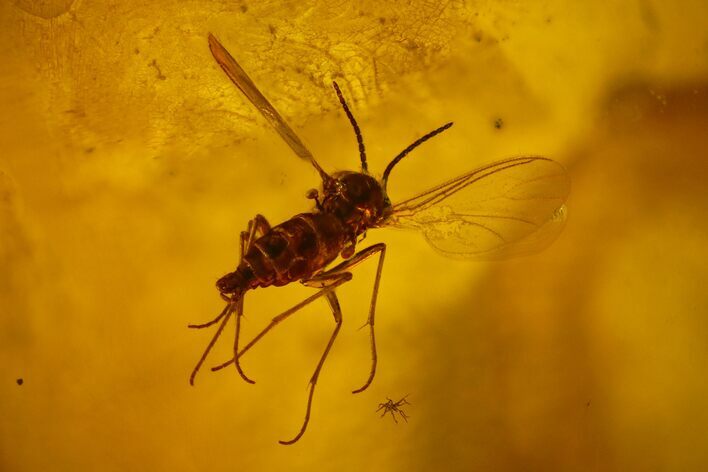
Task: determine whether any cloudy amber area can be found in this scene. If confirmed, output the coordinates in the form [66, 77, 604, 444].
[2, 1, 707, 470]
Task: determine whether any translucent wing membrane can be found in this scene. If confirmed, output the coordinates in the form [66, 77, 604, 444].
[388, 157, 570, 260]
[208, 34, 328, 178]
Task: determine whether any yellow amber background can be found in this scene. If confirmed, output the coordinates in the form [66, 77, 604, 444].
[2, 1, 707, 470]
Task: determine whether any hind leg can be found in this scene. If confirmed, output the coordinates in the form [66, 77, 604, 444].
[215, 271, 352, 445]
[308, 243, 386, 393]
[188, 214, 271, 385]
[211, 272, 352, 371]
[189, 302, 236, 386]
[231, 215, 271, 383]
[279, 289, 344, 445]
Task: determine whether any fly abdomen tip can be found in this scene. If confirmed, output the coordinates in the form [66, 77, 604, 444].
[216, 269, 248, 295]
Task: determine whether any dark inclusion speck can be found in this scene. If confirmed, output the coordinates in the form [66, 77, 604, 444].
[16, 378, 24, 386]
[494, 118, 504, 129]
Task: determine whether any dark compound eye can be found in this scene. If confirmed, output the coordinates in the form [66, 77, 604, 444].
[345, 175, 367, 201]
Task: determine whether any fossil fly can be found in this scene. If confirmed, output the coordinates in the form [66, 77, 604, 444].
[189, 33, 570, 445]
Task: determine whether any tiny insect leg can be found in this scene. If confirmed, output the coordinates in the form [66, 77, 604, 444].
[316, 243, 386, 394]
[232, 214, 271, 384]
[279, 288, 344, 445]
[377, 396, 410, 423]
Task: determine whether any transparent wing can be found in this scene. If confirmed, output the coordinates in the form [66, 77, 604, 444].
[208, 34, 327, 177]
[388, 157, 570, 260]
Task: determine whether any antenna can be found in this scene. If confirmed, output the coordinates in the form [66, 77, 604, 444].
[382, 122, 454, 192]
[332, 82, 368, 173]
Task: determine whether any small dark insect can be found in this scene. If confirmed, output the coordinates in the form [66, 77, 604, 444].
[16, 378, 23, 386]
[377, 396, 411, 423]
[189, 34, 570, 445]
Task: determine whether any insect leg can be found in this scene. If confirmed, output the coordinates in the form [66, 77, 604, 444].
[314, 243, 386, 394]
[232, 214, 271, 384]
[376, 399, 392, 416]
[210, 273, 352, 372]
[244, 214, 271, 252]
[279, 289, 343, 445]
[189, 302, 236, 386]
[189, 215, 271, 385]
[187, 301, 232, 329]
[399, 409, 409, 423]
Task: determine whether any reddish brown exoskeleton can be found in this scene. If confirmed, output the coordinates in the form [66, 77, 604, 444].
[189, 34, 570, 445]
[377, 395, 411, 423]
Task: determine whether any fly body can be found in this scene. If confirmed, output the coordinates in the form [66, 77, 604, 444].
[190, 34, 570, 445]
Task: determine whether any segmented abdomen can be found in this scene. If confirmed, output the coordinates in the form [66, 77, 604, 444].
[219, 213, 349, 293]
